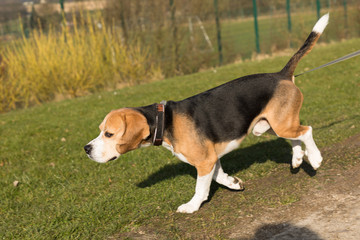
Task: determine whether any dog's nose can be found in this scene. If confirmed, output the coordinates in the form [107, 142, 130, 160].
[84, 144, 92, 154]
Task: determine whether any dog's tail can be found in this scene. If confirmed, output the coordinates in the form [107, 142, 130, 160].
[280, 13, 329, 79]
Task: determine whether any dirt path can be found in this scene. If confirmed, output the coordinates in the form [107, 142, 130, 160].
[229, 134, 360, 240]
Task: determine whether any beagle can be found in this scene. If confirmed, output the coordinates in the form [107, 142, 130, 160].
[84, 14, 329, 213]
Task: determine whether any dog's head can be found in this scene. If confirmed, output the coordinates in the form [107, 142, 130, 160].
[84, 108, 150, 163]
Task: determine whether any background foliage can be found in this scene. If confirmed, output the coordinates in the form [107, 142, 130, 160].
[0, 12, 162, 112]
[0, 0, 359, 111]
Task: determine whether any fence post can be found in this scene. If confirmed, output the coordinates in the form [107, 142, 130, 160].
[59, 0, 64, 13]
[252, 0, 260, 53]
[316, 0, 321, 19]
[286, 0, 291, 32]
[286, 0, 292, 48]
[169, 0, 179, 73]
[119, 1, 128, 46]
[343, 0, 348, 28]
[214, 0, 223, 66]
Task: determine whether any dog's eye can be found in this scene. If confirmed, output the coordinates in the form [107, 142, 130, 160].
[104, 132, 114, 138]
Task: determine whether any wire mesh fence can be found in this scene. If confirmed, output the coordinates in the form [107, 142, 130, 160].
[1, 0, 359, 78]
[114, 0, 359, 77]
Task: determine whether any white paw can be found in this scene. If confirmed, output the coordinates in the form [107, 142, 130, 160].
[177, 202, 200, 214]
[307, 150, 323, 170]
[292, 150, 304, 168]
[227, 176, 245, 190]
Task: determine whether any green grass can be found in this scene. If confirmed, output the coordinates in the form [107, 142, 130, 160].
[1, 38, 360, 239]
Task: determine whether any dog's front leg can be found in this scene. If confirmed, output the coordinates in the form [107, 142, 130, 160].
[177, 165, 215, 214]
[213, 160, 244, 190]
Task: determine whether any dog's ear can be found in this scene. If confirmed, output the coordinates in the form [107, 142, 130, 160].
[122, 111, 150, 143]
[115, 110, 150, 153]
[99, 116, 107, 131]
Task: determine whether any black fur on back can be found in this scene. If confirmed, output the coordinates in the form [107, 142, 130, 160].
[166, 72, 283, 143]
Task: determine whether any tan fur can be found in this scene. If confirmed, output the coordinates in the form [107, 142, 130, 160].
[166, 114, 218, 176]
[257, 80, 309, 138]
[214, 142, 231, 156]
[101, 109, 150, 154]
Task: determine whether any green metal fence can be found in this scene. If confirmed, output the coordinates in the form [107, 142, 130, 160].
[0, 0, 359, 77]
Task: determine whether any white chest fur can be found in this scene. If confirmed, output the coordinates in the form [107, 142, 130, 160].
[217, 140, 240, 158]
[162, 142, 191, 165]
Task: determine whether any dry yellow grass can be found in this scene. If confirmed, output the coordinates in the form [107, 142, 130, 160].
[0, 13, 162, 112]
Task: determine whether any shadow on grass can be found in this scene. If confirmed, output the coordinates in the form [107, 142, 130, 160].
[239, 222, 324, 240]
[315, 114, 359, 130]
[137, 138, 317, 189]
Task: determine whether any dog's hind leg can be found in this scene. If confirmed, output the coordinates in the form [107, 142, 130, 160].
[291, 140, 304, 168]
[274, 126, 322, 170]
[252, 118, 305, 168]
[263, 81, 322, 169]
[295, 126, 322, 169]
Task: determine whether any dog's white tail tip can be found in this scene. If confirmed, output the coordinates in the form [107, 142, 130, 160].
[312, 13, 329, 34]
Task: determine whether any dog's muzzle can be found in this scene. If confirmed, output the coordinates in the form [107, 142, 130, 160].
[83, 142, 120, 163]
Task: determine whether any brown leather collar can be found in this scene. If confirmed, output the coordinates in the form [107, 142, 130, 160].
[153, 101, 166, 146]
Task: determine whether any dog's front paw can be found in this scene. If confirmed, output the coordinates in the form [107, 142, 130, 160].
[228, 176, 245, 190]
[305, 150, 322, 170]
[177, 202, 200, 214]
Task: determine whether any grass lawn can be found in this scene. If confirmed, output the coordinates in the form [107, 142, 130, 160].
[0, 37, 359, 239]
